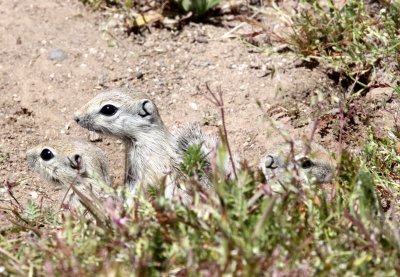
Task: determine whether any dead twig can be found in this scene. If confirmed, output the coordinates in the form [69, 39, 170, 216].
[0, 246, 26, 275]
[344, 209, 377, 251]
[3, 177, 22, 211]
[61, 155, 111, 230]
[59, 183, 74, 212]
[204, 82, 238, 180]
[5, 212, 42, 237]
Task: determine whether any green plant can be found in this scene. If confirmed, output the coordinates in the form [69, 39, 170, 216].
[174, 0, 220, 17]
[79, 0, 125, 9]
[0, 153, 9, 164]
[274, 0, 400, 91]
[79, 0, 221, 25]
[23, 200, 41, 222]
[1, 133, 400, 275]
[180, 143, 209, 178]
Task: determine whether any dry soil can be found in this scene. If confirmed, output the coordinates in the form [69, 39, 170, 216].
[0, 0, 398, 209]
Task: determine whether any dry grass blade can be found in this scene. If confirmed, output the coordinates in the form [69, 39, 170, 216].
[252, 196, 276, 239]
[204, 82, 238, 180]
[0, 247, 27, 275]
[344, 210, 376, 250]
[3, 178, 22, 210]
[4, 212, 42, 237]
[70, 183, 111, 231]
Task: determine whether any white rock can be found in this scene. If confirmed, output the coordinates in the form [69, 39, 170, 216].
[189, 102, 198, 110]
[88, 131, 102, 142]
[30, 191, 39, 199]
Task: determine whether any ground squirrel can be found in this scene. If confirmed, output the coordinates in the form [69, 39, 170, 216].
[74, 88, 236, 202]
[26, 139, 111, 209]
[260, 140, 335, 187]
[172, 122, 239, 180]
[73, 88, 190, 201]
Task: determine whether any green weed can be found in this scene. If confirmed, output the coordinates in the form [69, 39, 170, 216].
[174, 0, 220, 16]
[1, 134, 400, 275]
[179, 144, 209, 178]
[79, 0, 221, 25]
[0, 153, 9, 164]
[275, 0, 400, 90]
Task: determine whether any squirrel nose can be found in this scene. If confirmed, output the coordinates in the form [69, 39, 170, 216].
[73, 113, 80, 123]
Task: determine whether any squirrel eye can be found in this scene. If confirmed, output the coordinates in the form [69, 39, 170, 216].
[300, 158, 313, 169]
[100, 104, 118, 116]
[40, 149, 54, 161]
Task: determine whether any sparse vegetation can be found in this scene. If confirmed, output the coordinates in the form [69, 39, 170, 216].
[277, 0, 400, 90]
[1, 129, 400, 275]
[179, 144, 209, 178]
[79, 0, 221, 30]
[0, 153, 9, 164]
[174, 0, 220, 17]
[2, 0, 400, 275]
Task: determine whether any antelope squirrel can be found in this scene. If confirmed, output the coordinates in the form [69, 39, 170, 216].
[260, 139, 335, 189]
[173, 122, 239, 180]
[26, 139, 111, 209]
[74, 88, 190, 201]
[73, 88, 237, 202]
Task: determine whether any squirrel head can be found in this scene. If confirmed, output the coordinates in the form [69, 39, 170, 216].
[26, 140, 109, 187]
[74, 88, 164, 140]
[260, 139, 335, 185]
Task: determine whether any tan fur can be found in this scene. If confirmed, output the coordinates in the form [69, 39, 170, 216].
[173, 122, 240, 181]
[74, 88, 238, 204]
[260, 139, 335, 186]
[26, 139, 111, 209]
[74, 88, 190, 202]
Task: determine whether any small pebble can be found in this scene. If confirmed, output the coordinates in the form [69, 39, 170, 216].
[48, 49, 67, 61]
[88, 131, 102, 142]
[136, 71, 144, 79]
[250, 62, 261, 69]
[195, 36, 208, 44]
[30, 191, 39, 199]
[189, 102, 198, 110]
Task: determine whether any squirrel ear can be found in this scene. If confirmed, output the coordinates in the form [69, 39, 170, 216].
[138, 99, 155, 117]
[68, 154, 86, 174]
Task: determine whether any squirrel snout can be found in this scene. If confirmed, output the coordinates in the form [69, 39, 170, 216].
[73, 113, 81, 123]
[26, 149, 37, 168]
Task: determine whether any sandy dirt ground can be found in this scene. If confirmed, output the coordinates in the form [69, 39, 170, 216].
[0, 0, 398, 209]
